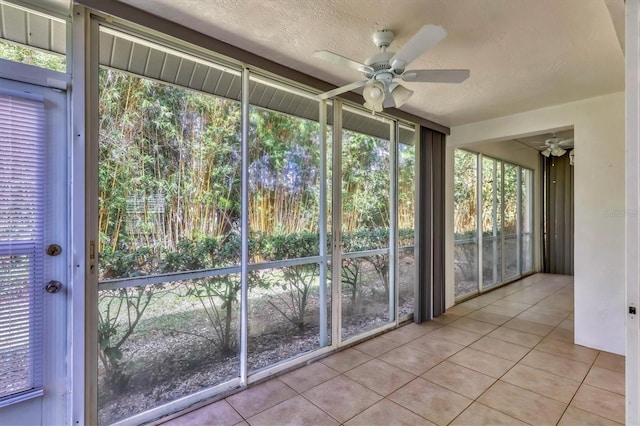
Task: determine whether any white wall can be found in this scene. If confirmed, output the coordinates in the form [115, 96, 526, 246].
[447, 91, 625, 355]
[462, 139, 541, 170]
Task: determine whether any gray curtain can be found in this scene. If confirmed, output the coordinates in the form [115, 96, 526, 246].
[415, 127, 446, 322]
[542, 154, 574, 274]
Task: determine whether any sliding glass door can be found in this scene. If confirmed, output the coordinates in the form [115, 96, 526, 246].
[339, 108, 393, 341]
[96, 66, 243, 423]
[247, 75, 330, 373]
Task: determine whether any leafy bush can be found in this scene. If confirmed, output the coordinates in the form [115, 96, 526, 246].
[97, 228, 416, 389]
[163, 235, 242, 354]
[261, 232, 321, 331]
[98, 247, 164, 391]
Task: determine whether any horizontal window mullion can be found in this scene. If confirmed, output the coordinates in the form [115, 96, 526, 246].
[248, 255, 323, 271]
[342, 248, 389, 259]
[99, 264, 243, 290]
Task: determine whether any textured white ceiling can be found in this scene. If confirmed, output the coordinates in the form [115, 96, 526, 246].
[115, 0, 623, 127]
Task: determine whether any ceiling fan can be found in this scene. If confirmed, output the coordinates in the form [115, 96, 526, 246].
[539, 134, 574, 157]
[313, 25, 470, 112]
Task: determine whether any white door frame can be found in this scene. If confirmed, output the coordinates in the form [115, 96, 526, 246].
[626, 1, 640, 424]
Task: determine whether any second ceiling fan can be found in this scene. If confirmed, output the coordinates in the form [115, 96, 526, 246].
[539, 134, 574, 157]
[314, 24, 470, 112]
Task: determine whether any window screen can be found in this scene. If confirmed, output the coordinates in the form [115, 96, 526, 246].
[0, 91, 45, 402]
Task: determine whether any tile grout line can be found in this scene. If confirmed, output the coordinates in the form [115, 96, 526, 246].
[446, 277, 580, 424]
[170, 276, 620, 426]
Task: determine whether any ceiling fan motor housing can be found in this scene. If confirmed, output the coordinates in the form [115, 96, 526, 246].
[364, 52, 396, 78]
[372, 29, 394, 49]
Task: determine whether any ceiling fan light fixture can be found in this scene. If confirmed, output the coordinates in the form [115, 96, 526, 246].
[551, 146, 566, 156]
[363, 81, 386, 112]
[541, 148, 552, 157]
[390, 83, 414, 107]
[363, 100, 384, 112]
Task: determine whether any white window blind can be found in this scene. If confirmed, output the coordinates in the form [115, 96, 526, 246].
[0, 91, 45, 402]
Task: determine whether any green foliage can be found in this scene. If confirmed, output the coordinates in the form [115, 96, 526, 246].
[341, 132, 390, 231]
[0, 40, 66, 72]
[98, 285, 159, 391]
[261, 232, 320, 260]
[163, 236, 241, 354]
[96, 67, 417, 394]
[260, 232, 321, 331]
[454, 150, 522, 236]
[100, 246, 161, 278]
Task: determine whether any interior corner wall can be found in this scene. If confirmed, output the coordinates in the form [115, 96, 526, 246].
[447, 91, 625, 355]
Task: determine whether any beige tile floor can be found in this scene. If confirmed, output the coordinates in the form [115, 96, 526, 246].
[162, 274, 625, 426]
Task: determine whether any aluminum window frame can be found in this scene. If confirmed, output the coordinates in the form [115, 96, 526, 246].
[454, 149, 535, 302]
[85, 11, 421, 425]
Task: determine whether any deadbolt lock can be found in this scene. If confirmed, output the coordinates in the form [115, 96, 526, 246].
[45, 280, 62, 294]
[46, 244, 62, 256]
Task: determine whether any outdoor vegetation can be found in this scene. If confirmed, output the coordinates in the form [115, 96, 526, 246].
[96, 69, 415, 423]
[454, 149, 532, 299]
[0, 40, 415, 424]
[0, 40, 66, 72]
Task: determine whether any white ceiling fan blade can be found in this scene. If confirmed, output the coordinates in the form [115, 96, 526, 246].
[389, 24, 447, 70]
[313, 50, 374, 74]
[402, 69, 470, 83]
[317, 79, 370, 100]
[558, 138, 574, 148]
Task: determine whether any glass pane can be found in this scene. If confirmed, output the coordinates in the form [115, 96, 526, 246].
[341, 254, 390, 340]
[521, 168, 534, 273]
[248, 264, 328, 372]
[398, 248, 415, 316]
[97, 278, 240, 424]
[341, 131, 391, 242]
[503, 164, 519, 280]
[482, 158, 502, 288]
[248, 105, 321, 260]
[0, 40, 66, 73]
[398, 138, 415, 315]
[247, 77, 329, 370]
[98, 66, 242, 422]
[340, 115, 392, 340]
[454, 150, 478, 299]
[98, 68, 242, 277]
